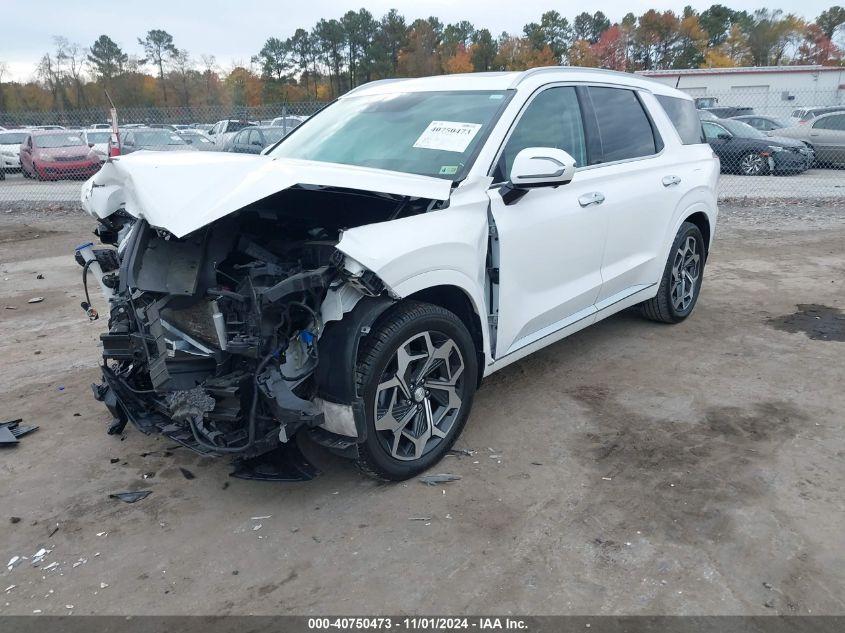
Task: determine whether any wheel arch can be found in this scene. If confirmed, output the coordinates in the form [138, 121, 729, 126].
[683, 210, 712, 258]
[402, 283, 487, 387]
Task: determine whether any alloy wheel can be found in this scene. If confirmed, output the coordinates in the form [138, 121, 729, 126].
[670, 235, 701, 312]
[373, 330, 465, 461]
[740, 153, 764, 176]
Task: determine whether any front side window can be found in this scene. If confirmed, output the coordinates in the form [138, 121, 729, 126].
[494, 86, 587, 182]
[269, 90, 512, 180]
[589, 87, 659, 162]
[655, 94, 705, 145]
[702, 122, 727, 141]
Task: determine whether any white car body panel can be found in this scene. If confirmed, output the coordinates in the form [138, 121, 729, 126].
[0, 143, 22, 169]
[81, 152, 451, 238]
[81, 67, 718, 381]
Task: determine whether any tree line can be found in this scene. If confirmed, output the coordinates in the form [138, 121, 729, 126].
[0, 4, 843, 114]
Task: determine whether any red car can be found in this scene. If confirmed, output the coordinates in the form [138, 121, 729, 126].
[20, 131, 101, 180]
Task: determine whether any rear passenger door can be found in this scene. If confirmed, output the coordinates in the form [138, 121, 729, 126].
[583, 87, 679, 307]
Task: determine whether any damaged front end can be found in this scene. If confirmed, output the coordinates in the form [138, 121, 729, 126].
[77, 183, 435, 477]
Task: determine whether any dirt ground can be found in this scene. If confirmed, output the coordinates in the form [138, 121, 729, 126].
[1, 203, 843, 616]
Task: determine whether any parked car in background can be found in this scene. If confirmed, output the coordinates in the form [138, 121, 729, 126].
[697, 110, 720, 122]
[79, 68, 718, 481]
[226, 126, 288, 154]
[775, 111, 845, 167]
[119, 128, 197, 154]
[177, 129, 216, 151]
[20, 130, 101, 180]
[700, 106, 753, 119]
[190, 123, 213, 133]
[81, 129, 112, 162]
[89, 123, 112, 129]
[0, 130, 30, 172]
[270, 115, 307, 133]
[790, 106, 845, 125]
[702, 118, 812, 175]
[207, 119, 256, 147]
[32, 125, 67, 131]
[150, 123, 192, 132]
[732, 115, 795, 133]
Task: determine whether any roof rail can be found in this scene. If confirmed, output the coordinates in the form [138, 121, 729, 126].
[344, 78, 407, 96]
[510, 65, 652, 89]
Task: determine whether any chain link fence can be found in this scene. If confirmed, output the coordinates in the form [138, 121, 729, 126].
[1, 89, 843, 207]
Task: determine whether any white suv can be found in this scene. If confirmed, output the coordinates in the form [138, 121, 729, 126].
[79, 68, 718, 481]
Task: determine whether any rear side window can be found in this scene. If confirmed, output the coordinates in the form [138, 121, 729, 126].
[588, 87, 659, 162]
[657, 95, 706, 145]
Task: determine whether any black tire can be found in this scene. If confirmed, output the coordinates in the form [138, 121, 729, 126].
[638, 222, 706, 324]
[354, 301, 478, 481]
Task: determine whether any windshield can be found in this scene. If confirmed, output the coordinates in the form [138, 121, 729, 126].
[34, 133, 86, 148]
[135, 130, 188, 146]
[269, 90, 512, 179]
[720, 119, 766, 139]
[86, 132, 110, 143]
[225, 121, 252, 133]
[0, 132, 28, 145]
[183, 132, 211, 143]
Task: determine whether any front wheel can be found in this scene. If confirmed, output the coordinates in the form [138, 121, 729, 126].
[355, 301, 478, 481]
[638, 222, 706, 324]
[738, 152, 768, 176]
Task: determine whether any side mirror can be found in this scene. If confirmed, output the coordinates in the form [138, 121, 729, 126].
[717, 132, 732, 140]
[88, 143, 95, 148]
[509, 147, 576, 188]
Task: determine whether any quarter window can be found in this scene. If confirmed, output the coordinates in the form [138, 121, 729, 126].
[495, 86, 587, 181]
[655, 94, 705, 144]
[589, 87, 659, 161]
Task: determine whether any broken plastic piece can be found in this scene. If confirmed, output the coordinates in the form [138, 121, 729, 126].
[178, 467, 195, 480]
[27, 297, 44, 304]
[109, 490, 152, 503]
[419, 474, 462, 486]
[230, 441, 319, 482]
[0, 426, 18, 446]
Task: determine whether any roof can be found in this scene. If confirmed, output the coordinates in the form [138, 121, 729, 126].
[639, 65, 844, 77]
[346, 67, 689, 99]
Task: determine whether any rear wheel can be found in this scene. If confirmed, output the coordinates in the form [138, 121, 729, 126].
[638, 222, 706, 324]
[355, 301, 478, 481]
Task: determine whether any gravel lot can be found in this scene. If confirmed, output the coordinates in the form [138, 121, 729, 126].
[1, 203, 844, 616]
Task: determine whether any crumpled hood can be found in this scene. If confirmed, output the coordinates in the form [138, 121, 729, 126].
[81, 151, 452, 238]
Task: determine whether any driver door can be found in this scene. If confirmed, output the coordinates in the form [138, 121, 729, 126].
[487, 86, 608, 358]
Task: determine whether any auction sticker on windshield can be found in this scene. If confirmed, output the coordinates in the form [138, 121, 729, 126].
[413, 121, 482, 153]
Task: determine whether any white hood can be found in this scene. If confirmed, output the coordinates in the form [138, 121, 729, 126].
[81, 151, 452, 238]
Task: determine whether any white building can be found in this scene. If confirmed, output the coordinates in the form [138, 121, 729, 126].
[639, 65, 845, 117]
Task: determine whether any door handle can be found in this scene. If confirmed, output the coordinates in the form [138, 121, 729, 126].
[662, 175, 682, 187]
[578, 192, 605, 207]
[809, 132, 820, 137]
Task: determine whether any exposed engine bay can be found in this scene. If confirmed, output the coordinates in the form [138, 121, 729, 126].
[77, 186, 440, 477]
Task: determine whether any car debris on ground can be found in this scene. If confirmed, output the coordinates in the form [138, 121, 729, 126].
[27, 297, 43, 304]
[419, 474, 461, 486]
[0, 419, 39, 446]
[109, 490, 152, 503]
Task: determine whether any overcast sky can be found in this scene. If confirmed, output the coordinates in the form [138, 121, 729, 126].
[2, 0, 835, 81]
